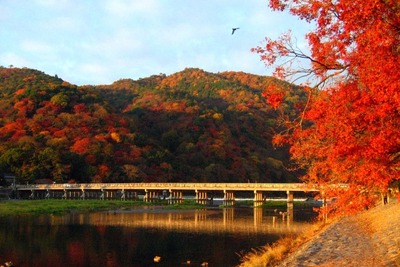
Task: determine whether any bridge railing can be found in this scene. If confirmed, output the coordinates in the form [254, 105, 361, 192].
[16, 182, 321, 192]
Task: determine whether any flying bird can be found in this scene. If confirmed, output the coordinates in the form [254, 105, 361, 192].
[231, 27, 240, 35]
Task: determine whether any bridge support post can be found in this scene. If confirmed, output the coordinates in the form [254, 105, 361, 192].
[29, 190, 35, 199]
[62, 189, 67, 200]
[195, 190, 209, 205]
[144, 190, 160, 202]
[223, 190, 235, 206]
[253, 191, 263, 207]
[169, 190, 183, 204]
[168, 191, 173, 203]
[143, 190, 147, 202]
[286, 191, 294, 223]
[321, 191, 328, 222]
[100, 189, 105, 200]
[45, 189, 50, 199]
[80, 189, 85, 200]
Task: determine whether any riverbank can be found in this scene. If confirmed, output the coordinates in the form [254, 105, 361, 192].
[0, 199, 147, 216]
[0, 199, 315, 217]
[239, 200, 400, 267]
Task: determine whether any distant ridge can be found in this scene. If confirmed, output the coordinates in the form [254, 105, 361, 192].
[0, 67, 305, 185]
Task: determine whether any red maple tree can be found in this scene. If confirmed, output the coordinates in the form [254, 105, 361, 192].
[254, 0, 400, 215]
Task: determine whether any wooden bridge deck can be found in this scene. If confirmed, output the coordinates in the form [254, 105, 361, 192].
[16, 182, 320, 192]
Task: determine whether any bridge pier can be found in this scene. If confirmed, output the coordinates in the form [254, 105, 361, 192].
[253, 191, 264, 207]
[109, 190, 118, 200]
[80, 189, 85, 200]
[126, 190, 138, 200]
[86, 190, 93, 199]
[144, 190, 160, 202]
[64, 189, 77, 199]
[320, 191, 328, 221]
[195, 190, 210, 205]
[168, 190, 183, 204]
[286, 191, 294, 223]
[30, 189, 48, 199]
[223, 190, 235, 206]
[99, 189, 105, 200]
[68, 190, 79, 199]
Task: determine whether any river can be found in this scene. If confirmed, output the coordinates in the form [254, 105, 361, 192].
[0, 206, 316, 267]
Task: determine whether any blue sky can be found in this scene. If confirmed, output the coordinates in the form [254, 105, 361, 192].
[0, 0, 311, 85]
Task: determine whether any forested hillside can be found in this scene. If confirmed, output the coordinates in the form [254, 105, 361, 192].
[0, 67, 305, 184]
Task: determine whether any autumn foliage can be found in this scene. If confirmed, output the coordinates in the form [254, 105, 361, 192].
[254, 0, 400, 214]
[0, 67, 305, 185]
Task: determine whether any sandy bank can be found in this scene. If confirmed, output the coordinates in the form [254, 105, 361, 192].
[278, 200, 400, 267]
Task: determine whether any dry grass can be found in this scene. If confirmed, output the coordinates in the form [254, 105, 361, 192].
[239, 201, 400, 267]
[237, 221, 330, 267]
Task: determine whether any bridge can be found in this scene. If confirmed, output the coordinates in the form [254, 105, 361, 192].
[16, 182, 321, 206]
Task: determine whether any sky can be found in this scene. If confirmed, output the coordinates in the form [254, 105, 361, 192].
[0, 0, 311, 86]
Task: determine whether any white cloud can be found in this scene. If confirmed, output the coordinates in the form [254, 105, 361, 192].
[0, 0, 311, 85]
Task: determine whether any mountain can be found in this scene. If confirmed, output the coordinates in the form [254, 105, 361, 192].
[0, 67, 305, 184]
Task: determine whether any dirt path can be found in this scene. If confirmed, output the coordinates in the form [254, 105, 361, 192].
[278, 201, 400, 267]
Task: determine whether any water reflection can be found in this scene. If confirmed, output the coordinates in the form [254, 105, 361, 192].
[0, 207, 315, 267]
[44, 208, 309, 235]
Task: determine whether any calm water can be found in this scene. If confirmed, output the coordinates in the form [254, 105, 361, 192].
[0, 206, 316, 267]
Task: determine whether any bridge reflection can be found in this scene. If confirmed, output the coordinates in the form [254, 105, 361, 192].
[46, 207, 311, 235]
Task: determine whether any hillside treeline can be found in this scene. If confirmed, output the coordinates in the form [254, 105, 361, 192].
[0, 67, 305, 184]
